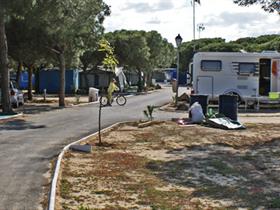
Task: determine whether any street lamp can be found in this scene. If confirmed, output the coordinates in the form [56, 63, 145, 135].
[175, 34, 183, 106]
[197, 23, 205, 39]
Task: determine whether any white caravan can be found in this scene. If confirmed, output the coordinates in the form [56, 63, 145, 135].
[192, 51, 280, 103]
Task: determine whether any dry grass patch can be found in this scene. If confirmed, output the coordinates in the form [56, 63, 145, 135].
[56, 121, 280, 210]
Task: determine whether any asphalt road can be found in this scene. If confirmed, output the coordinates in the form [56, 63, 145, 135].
[0, 87, 185, 210]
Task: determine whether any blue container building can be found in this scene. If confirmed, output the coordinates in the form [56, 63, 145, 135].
[19, 71, 35, 89]
[39, 69, 79, 94]
[10, 71, 35, 89]
[164, 68, 187, 85]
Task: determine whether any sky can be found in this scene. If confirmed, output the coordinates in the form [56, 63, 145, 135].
[103, 0, 280, 45]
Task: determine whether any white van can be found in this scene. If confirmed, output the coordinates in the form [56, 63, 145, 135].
[192, 51, 280, 103]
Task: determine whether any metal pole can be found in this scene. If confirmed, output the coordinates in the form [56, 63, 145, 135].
[193, 0, 196, 52]
[43, 89, 47, 102]
[193, 0, 196, 40]
[175, 48, 180, 106]
[98, 102, 102, 144]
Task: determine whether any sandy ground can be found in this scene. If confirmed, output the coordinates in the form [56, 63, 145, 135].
[57, 120, 280, 210]
[14, 95, 96, 115]
[31, 95, 92, 105]
[239, 113, 280, 124]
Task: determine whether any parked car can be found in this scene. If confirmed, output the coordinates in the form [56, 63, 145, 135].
[0, 81, 24, 108]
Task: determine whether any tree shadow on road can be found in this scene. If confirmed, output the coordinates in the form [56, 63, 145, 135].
[17, 104, 62, 115]
[0, 118, 46, 130]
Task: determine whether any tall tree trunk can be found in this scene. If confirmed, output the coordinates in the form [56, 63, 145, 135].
[16, 61, 23, 87]
[144, 72, 152, 88]
[82, 66, 89, 91]
[27, 64, 33, 101]
[143, 72, 147, 89]
[137, 69, 142, 92]
[0, 9, 12, 114]
[147, 72, 152, 87]
[84, 73, 90, 90]
[58, 52, 65, 107]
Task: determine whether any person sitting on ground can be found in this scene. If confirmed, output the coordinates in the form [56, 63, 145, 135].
[107, 78, 119, 106]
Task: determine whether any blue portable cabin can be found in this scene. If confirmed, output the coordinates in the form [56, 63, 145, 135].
[163, 68, 187, 85]
[19, 71, 35, 89]
[39, 68, 79, 94]
[10, 71, 35, 89]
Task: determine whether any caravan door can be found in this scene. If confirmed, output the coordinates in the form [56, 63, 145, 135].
[196, 76, 213, 98]
[271, 59, 280, 92]
[259, 59, 271, 96]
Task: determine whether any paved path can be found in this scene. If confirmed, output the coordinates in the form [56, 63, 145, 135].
[0, 87, 185, 210]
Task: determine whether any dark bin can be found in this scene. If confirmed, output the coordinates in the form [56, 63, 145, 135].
[219, 95, 238, 121]
[190, 94, 209, 116]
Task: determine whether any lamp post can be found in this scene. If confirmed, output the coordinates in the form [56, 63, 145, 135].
[175, 34, 183, 106]
[197, 23, 205, 39]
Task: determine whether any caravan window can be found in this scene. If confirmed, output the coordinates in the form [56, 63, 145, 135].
[239, 63, 256, 74]
[201, 60, 222, 71]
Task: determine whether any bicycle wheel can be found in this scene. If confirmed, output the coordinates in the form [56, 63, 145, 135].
[116, 95, 126, 106]
[100, 96, 108, 106]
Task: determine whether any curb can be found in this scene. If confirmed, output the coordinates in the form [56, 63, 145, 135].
[0, 113, 23, 121]
[239, 113, 280, 117]
[48, 122, 125, 210]
[70, 100, 100, 107]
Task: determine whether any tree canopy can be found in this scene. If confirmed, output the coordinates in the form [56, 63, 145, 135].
[0, 0, 111, 111]
[33, 0, 110, 106]
[234, 0, 280, 14]
[105, 30, 175, 90]
[0, 0, 38, 113]
[105, 30, 175, 71]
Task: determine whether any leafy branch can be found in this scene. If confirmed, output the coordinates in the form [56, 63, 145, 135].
[143, 105, 156, 121]
[98, 38, 119, 70]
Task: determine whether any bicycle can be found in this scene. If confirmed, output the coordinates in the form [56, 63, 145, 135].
[99, 92, 127, 106]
